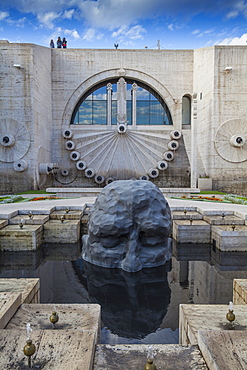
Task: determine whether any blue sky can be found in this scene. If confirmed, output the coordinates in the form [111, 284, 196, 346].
[0, 0, 247, 49]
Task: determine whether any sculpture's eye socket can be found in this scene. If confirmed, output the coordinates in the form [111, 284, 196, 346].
[99, 236, 120, 248]
[140, 233, 164, 247]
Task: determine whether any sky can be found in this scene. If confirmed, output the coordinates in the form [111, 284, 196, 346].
[0, 0, 247, 50]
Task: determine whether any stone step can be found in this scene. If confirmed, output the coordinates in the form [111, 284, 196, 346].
[0, 278, 40, 304]
[8, 214, 49, 225]
[179, 304, 247, 345]
[0, 329, 96, 370]
[43, 219, 80, 243]
[0, 224, 43, 251]
[0, 292, 21, 328]
[93, 344, 207, 370]
[198, 330, 247, 370]
[233, 279, 247, 305]
[212, 225, 247, 251]
[173, 220, 211, 243]
[6, 303, 101, 339]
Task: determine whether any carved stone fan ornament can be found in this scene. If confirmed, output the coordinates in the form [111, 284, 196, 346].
[214, 119, 247, 163]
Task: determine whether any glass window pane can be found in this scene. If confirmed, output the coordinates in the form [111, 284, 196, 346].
[126, 83, 132, 101]
[111, 101, 117, 125]
[136, 101, 149, 124]
[136, 87, 149, 100]
[85, 93, 93, 100]
[126, 100, 132, 125]
[92, 101, 107, 125]
[93, 86, 107, 100]
[70, 79, 173, 125]
[150, 101, 164, 125]
[111, 84, 117, 100]
[79, 101, 92, 124]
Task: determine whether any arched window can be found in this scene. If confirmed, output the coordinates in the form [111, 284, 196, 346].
[182, 95, 191, 126]
[71, 78, 173, 126]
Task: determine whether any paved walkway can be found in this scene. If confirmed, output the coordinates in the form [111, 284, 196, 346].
[1, 195, 247, 218]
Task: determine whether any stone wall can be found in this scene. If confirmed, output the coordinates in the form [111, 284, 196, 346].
[1, 43, 247, 193]
[0, 42, 52, 193]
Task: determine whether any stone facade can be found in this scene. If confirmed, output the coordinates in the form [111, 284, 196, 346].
[0, 41, 247, 194]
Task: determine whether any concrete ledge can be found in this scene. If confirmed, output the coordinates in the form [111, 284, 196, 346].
[46, 187, 200, 198]
[233, 279, 247, 305]
[0, 278, 40, 304]
[93, 344, 207, 370]
[173, 220, 211, 243]
[43, 219, 80, 243]
[0, 329, 96, 370]
[198, 330, 247, 370]
[211, 225, 247, 251]
[0, 220, 8, 229]
[7, 303, 101, 340]
[0, 225, 43, 251]
[179, 304, 247, 345]
[0, 292, 21, 328]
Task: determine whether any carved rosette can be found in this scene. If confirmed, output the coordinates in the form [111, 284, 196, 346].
[214, 119, 247, 162]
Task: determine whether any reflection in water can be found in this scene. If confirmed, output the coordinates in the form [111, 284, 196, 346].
[0, 241, 246, 344]
[72, 260, 171, 339]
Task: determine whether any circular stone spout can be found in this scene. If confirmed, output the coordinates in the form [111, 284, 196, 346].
[82, 180, 172, 272]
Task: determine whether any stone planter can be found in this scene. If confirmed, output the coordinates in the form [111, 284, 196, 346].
[198, 177, 212, 191]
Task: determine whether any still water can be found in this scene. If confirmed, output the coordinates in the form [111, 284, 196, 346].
[0, 240, 246, 344]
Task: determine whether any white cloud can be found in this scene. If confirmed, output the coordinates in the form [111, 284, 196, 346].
[63, 9, 75, 20]
[217, 33, 247, 45]
[0, 11, 9, 21]
[194, 28, 215, 38]
[64, 28, 80, 39]
[2, 0, 247, 36]
[37, 12, 60, 29]
[83, 28, 103, 41]
[225, 1, 247, 19]
[6, 17, 26, 28]
[112, 25, 146, 41]
[192, 29, 200, 35]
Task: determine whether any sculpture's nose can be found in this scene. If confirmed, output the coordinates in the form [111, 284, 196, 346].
[121, 225, 142, 272]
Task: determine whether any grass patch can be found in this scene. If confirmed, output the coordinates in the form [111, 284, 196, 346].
[17, 190, 53, 195]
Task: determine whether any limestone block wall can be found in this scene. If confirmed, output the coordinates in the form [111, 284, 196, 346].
[194, 46, 247, 195]
[193, 47, 215, 179]
[0, 42, 52, 193]
[51, 49, 193, 188]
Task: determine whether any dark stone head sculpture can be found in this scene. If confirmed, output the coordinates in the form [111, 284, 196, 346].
[82, 180, 172, 272]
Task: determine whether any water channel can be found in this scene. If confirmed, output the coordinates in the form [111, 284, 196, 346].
[0, 240, 246, 344]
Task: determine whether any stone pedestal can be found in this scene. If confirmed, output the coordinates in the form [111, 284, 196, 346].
[233, 279, 247, 305]
[179, 304, 247, 345]
[198, 330, 247, 370]
[93, 344, 207, 370]
[172, 211, 203, 220]
[0, 329, 96, 370]
[0, 220, 8, 229]
[211, 225, 247, 251]
[203, 214, 244, 225]
[173, 220, 211, 243]
[43, 220, 80, 243]
[9, 214, 49, 225]
[50, 210, 83, 220]
[198, 178, 212, 190]
[0, 278, 40, 303]
[7, 303, 101, 341]
[0, 225, 43, 250]
[0, 292, 21, 328]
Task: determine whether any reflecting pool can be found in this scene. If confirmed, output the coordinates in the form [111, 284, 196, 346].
[0, 240, 246, 345]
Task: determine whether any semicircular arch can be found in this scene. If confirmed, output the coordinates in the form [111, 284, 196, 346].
[62, 68, 175, 127]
